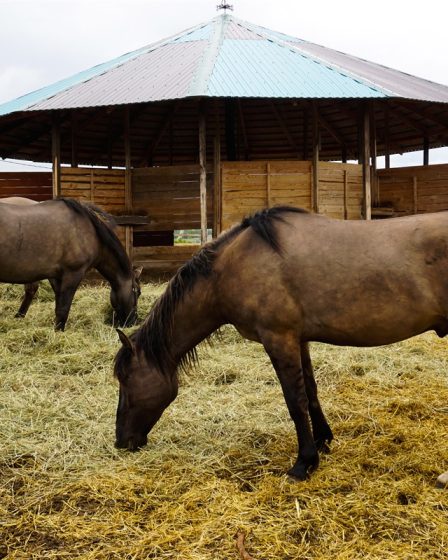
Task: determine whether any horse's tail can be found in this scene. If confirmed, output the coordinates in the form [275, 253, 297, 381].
[58, 198, 130, 273]
[240, 206, 307, 254]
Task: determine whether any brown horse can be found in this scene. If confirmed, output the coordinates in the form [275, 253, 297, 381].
[0, 198, 142, 330]
[0, 197, 40, 317]
[114, 206, 448, 479]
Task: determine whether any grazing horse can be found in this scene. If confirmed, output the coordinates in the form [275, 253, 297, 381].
[0, 198, 142, 330]
[0, 197, 40, 317]
[114, 206, 448, 480]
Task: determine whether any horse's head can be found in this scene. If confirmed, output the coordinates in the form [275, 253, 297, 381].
[111, 266, 143, 327]
[114, 329, 178, 451]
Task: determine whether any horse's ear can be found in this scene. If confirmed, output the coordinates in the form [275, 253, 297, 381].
[116, 329, 135, 352]
[133, 266, 143, 279]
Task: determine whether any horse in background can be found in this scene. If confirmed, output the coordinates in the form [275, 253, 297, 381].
[0, 197, 40, 317]
[0, 198, 142, 330]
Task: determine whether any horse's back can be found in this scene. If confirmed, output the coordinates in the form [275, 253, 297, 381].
[0, 196, 39, 206]
[0, 199, 99, 283]
[216, 210, 448, 346]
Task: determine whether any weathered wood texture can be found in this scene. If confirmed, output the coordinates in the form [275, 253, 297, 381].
[132, 244, 200, 273]
[132, 165, 213, 231]
[61, 167, 127, 245]
[0, 172, 52, 201]
[377, 164, 448, 215]
[221, 161, 362, 230]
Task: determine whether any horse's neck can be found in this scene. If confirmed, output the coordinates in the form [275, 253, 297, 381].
[96, 246, 131, 288]
[169, 278, 223, 367]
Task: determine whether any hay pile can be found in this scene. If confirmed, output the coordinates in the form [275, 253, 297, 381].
[0, 281, 447, 559]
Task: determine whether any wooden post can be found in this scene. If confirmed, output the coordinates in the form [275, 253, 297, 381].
[71, 113, 78, 168]
[370, 104, 378, 207]
[385, 104, 391, 169]
[124, 106, 133, 259]
[362, 105, 372, 220]
[312, 103, 319, 213]
[266, 162, 271, 208]
[343, 170, 348, 220]
[423, 137, 430, 166]
[213, 102, 221, 238]
[302, 108, 308, 161]
[199, 100, 208, 245]
[52, 116, 61, 198]
[413, 176, 418, 214]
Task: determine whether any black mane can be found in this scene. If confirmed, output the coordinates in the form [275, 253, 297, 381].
[114, 205, 307, 380]
[59, 198, 131, 275]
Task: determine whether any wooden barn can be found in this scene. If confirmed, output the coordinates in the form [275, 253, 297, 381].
[1, 10, 448, 273]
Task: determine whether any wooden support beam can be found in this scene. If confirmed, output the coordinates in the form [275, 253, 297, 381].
[384, 105, 391, 169]
[370, 104, 378, 207]
[343, 170, 348, 220]
[362, 104, 372, 220]
[413, 176, 418, 214]
[52, 117, 61, 198]
[270, 100, 300, 156]
[266, 162, 271, 208]
[199, 101, 208, 245]
[312, 103, 320, 213]
[317, 112, 347, 147]
[237, 100, 249, 160]
[302, 109, 309, 161]
[71, 113, 78, 168]
[213, 103, 221, 238]
[423, 137, 430, 166]
[139, 101, 181, 166]
[124, 106, 133, 258]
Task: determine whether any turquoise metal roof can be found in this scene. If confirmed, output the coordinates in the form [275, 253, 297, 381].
[1, 13, 448, 117]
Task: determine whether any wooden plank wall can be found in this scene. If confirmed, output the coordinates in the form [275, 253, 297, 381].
[318, 162, 363, 220]
[221, 161, 362, 230]
[132, 165, 213, 231]
[61, 167, 126, 213]
[61, 167, 127, 245]
[0, 172, 52, 201]
[377, 164, 448, 215]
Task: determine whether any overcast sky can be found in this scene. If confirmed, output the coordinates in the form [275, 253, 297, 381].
[1, 0, 448, 170]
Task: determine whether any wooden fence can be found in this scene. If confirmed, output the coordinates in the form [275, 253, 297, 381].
[220, 161, 362, 230]
[377, 164, 448, 215]
[0, 172, 52, 201]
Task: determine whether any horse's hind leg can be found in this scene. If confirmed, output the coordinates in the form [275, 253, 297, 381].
[15, 282, 39, 318]
[262, 331, 318, 480]
[301, 342, 333, 453]
[50, 273, 84, 331]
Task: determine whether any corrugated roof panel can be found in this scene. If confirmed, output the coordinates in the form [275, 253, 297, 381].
[171, 23, 213, 43]
[29, 42, 208, 109]
[2, 12, 448, 117]
[293, 41, 448, 102]
[0, 45, 153, 116]
[207, 39, 388, 98]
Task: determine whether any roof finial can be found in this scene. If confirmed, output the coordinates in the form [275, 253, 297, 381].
[216, 1, 234, 12]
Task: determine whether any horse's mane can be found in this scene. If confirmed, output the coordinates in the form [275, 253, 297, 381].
[59, 198, 131, 275]
[114, 205, 307, 380]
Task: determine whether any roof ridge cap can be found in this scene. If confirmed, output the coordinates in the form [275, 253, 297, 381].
[233, 18, 393, 97]
[188, 14, 230, 96]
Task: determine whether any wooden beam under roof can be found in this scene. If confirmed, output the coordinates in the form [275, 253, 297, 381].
[139, 100, 182, 166]
[269, 100, 300, 157]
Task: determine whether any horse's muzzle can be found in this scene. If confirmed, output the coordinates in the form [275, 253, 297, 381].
[115, 435, 148, 452]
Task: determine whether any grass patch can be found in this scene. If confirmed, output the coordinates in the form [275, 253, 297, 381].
[0, 282, 447, 559]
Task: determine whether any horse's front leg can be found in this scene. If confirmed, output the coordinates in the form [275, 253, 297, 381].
[301, 342, 333, 453]
[15, 282, 39, 318]
[262, 331, 318, 480]
[50, 273, 84, 331]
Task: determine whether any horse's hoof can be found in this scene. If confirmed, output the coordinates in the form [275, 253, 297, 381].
[287, 468, 308, 482]
[436, 472, 448, 489]
[315, 439, 332, 454]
